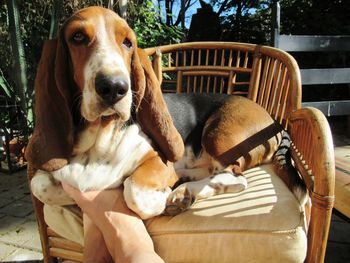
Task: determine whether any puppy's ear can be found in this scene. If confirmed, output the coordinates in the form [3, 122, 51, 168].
[131, 47, 146, 109]
[132, 48, 184, 162]
[25, 39, 74, 172]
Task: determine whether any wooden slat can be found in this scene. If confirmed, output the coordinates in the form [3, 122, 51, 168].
[187, 76, 191, 93]
[277, 35, 350, 52]
[199, 76, 204, 93]
[162, 80, 177, 83]
[220, 49, 225, 66]
[232, 91, 249, 95]
[205, 49, 209, 65]
[243, 51, 249, 68]
[47, 227, 60, 237]
[227, 71, 234, 94]
[236, 50, 241, 67]
[153, 49, 163, 83]
[219, 77, 225, 93]
[175, 51, 179, 67]
[290, 143, 314, 192]
[206, 76, 211, 93]
[300, 68, 350, 85]
[278, 78, 290, 125]
[162, 65, 251, 73]
[198, 49, 201, 65]
[272, 67, 287, 119]
[182, 71, 229, 77]
[167, 53, 171, 67]
[190, 50, 194, 65]
[213, 76, 218, 93]
[50, 247, 83, 262]
[213, 49, 217, 65]
[228, 50, 233, 67]
[183, 50, 187, 66]
[176, 71, 183, 93]
[232, 82, 250, 85]
[193, 76, 198, 92]
[267, 60, 282, 114]
[49, 236, 83, 252]
[262, 58, 277, 109]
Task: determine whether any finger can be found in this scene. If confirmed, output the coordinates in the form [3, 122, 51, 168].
[61, 182, 91, 204]
[61, 182, 79, 197]
[62, 182, 103, 212]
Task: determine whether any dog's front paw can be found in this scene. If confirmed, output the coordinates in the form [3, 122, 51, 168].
[123, 177, 171, 220]
[164, 185, 195, 216]
[31, 170, 75, 206]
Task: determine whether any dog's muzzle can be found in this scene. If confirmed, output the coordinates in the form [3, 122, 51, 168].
[95, 73, 129, 105]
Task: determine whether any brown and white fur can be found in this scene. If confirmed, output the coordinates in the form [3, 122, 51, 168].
[26, 7, 306, 221]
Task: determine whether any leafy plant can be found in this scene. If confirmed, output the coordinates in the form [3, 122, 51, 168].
[0, 69, 14, 99]
[128, 0, 185, 48]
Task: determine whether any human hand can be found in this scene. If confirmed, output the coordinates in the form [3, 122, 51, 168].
[61, 183, 133, 219]
[62, 183, 164, 263]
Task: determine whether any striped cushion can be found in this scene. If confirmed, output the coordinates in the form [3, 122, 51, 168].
[146, 164, 307, 263]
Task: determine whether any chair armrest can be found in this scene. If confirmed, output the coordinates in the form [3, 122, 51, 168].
[288, 107, 335, 263]
[288, 107, 335, 197]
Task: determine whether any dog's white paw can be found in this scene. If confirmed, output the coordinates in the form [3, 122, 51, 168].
[164, 185, 195, 216]
[31, 170, 75, 206]
[123, 177, 171, 220]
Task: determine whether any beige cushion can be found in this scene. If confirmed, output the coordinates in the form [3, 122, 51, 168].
[44, 204, 84, 245]
[146, 164, 307, 263]
[44, 164, 307, 262]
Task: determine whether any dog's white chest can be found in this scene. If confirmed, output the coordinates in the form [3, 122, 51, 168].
[52, 124, 152, 191]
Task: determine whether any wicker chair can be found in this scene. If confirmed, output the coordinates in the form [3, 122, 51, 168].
[27, 42, 335, 263]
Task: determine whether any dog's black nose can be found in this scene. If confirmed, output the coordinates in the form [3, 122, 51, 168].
[95, 74, 128, 104]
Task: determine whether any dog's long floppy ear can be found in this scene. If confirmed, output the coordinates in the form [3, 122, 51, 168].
[25, 39, 74, 172]
[132, 48, 184, 162]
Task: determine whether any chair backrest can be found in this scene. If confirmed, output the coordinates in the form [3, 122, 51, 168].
[271, 1, 350, 116]
[144, 42, 302, 128]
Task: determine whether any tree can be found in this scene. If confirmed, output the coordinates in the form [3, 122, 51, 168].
[279, 0, 350, 35]
[210, 0, 272, 43]
[157, 0, 198, 28]
[128, 0, 184, 47]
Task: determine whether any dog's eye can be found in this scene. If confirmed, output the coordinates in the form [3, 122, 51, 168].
[122, 38, 132, 49]
[72, 32, 86, 44]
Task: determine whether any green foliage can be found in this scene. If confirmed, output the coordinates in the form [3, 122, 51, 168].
[128, 0, 185, 48]
[0, 69, 13, 99]
[279, 0, 350, 35]
[220, 2, 271, 44]
[0, 1, 53, 109]
[209, 0, 270, 43]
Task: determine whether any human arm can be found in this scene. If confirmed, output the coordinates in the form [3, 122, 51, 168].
[62, 183, 164, 263]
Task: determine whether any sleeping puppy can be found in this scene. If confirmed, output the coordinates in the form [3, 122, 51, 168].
[162, 93, 306, 215]
[26, 6, 306, 220]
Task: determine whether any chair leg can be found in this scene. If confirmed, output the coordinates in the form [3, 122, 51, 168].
[306, 193, 334, 263]
[30, 192, 56, 263]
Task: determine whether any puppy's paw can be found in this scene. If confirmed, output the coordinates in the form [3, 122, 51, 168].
[31, 170, 75, 206]
[164, 185, 195, 216]
[123, 177, 171, 220]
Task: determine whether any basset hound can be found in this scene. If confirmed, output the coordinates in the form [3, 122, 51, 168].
[26, 6, 306, 220]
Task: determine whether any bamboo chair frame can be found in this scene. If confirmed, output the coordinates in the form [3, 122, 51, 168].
[27, 42, 335, 263]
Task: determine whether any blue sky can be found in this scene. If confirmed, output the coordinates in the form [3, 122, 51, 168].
[153, 0, 202, 28]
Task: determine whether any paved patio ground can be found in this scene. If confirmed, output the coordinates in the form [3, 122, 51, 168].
[0, 170, 42, 262]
